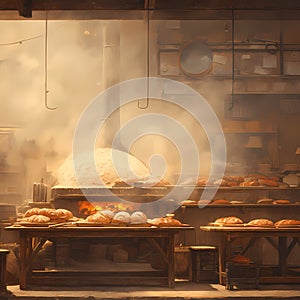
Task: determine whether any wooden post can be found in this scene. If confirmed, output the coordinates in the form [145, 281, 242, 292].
[0, 249, 9, 293]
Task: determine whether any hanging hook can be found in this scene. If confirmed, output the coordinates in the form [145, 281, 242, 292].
[138, 3, 150, 109]
[44, 15, 57, 110]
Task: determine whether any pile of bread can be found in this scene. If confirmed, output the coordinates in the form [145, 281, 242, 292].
[84, 210, 148, 225]
[22, 208, 74, 224]
[196, 174, 281, 187]
[212, 216, 300, 227]
[83, 210, 185, 227]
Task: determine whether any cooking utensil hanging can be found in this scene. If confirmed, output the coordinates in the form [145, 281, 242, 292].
[44, 16, 57, 110]
[179, 41, 213, 77]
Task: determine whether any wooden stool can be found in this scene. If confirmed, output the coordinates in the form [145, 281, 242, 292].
[189, 246, 218, 283]
[0, 249, 9, 293]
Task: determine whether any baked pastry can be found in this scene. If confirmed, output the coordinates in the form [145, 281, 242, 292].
[27, 214, 51, 223]
[55, 209, 73, 220]
[247, 219, 274, 227]
[86, 212, 111, 224]
[111, 211, 131, 224]
[24, 208, 42, 217]
[273, 199, 290, 205]
[275, 219, 300, 226]
[149, 217, 182, 227]
[130, 211, 147, 224]
[257, 198, 273, 204]
[214, 216, 243, 225]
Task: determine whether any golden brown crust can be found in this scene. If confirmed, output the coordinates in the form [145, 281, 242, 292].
[215, 216, 243, 225]
[275, 219, 300, 226]
[86, 212, 111, 224]
[273, 199, 290, 205]
[55, 209, 73, 220]
[149, 217, 182, 227]
[24, 208, 42, 217]
[26, 215, 51, 223]
[248, 219, 274, 226]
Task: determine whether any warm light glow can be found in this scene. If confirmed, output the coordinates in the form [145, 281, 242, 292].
[78, 200, 136, 216]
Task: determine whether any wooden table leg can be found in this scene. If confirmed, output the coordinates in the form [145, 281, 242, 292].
[278, 236, 288, 276]
[167, 233, 175, 288]
[19, 232, 28, 290]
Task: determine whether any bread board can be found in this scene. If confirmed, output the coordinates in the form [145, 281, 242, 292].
[275, 224, 300, 228]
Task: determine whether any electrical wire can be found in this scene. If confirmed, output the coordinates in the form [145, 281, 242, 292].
[0, 35, 42, 46]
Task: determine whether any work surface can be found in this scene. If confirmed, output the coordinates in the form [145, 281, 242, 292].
[6, 225, 194, 290]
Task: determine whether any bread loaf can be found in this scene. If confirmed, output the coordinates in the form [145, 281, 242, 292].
[24, 208, 41, 217]
[150, 217, 182, 227]
[214, 216, 243, 225]
[27, 215, 51, 223]
[130, 211, 147, 224]
[275, 219, 300, 226]
[55, 209, 73, 220]
[86, 212, 111, 224]
[247, 219, 274, 227]
[111, 211, 131, 224]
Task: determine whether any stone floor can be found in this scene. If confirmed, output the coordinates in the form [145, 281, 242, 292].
[3, 282, 300, 300]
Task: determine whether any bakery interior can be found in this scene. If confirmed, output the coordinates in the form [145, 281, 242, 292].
[0, 0, 300, 298]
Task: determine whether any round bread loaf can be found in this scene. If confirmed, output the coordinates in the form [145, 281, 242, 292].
[257, 198, 273, 204]
[86, 212, 111, 224]
[130, 211, 147, 224]
[55, 209, 73, 220]
[100, 210, 115, 220]
[149, 217, 182, 227]
[211, 199, 231, 205]
[112, 211, 131, 224]
[27, 215, 51, 223]
[39, 208, 59, 220]
[215, 216, 243, 225]
[24, 208, 42, 217]
[275, 219, 300, 226]
[247, 219, 274, 226]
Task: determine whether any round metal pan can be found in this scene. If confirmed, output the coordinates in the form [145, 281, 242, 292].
[179, 41, 213, 77]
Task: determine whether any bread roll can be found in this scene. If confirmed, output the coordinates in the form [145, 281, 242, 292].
[214, 216, 243, 225]
[247, 219, 274, 227]
[39, 208, 59, 219]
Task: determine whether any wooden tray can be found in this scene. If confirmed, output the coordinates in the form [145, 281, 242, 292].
[275, 224, 300, 228]
[245, 224, 275, 228]
[19, 222, 57, 227]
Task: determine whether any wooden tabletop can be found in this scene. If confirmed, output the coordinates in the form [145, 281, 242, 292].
[200, 225, 300, 233]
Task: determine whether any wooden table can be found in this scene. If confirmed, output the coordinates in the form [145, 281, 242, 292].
[200, 226, 300, 284]
[6, 225, 193, 289]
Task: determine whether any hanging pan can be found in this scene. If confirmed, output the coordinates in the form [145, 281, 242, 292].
[179, 41, 213, 77]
